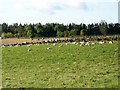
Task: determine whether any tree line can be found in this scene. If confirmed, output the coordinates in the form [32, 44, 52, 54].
[1, 20, 120, 38]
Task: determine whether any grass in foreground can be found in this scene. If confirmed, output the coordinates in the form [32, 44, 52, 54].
[2, 42, 119, 88]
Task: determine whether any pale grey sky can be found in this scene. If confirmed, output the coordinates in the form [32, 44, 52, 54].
[0, 0, 119, 24]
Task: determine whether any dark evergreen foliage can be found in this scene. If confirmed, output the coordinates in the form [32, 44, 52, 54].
[1, 21, 120, 38]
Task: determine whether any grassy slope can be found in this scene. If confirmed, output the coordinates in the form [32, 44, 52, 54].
[2, 42, 118, 88]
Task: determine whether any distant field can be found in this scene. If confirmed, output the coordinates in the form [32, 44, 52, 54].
[2, 38, 69, 45]
[2, 41, 119, 88]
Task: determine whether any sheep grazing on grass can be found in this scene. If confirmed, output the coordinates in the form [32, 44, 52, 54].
[99, 41, 104, 44]
[23, 41, 27, 44]
[91, 42, 95, 45]
[65, 43, 68, 45]
[1, 44, 6, 48]
[80, 44, 83, 46]
[53, 43, 56, 46]
[27, 44, 32, 47]
[72, 42, 76, 44]
[46, 43, 49, 45]
[109, 41, 113, 44]
[79, 41, 85, 46]
[15, 44, 21, 47]
[28, 48, 32, 51]
[47, 47, 51, 50]
[36, 44, 39, 46]
[85, 42, 90, 46]
[80, 41, 85, 44]
[59, 44, 63, 47]
[55, 39, 58, 42]
[76, 43, 79, 45]
[9, 45, 13, 47]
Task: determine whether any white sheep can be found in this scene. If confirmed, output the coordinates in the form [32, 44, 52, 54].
[15, 44, 20, 47]
[85, 42, 90, 46]
[80, 42, 85, 46]
[76, 42, 79, 45]
[80, 41, 85, 45]
[23, 41, 27, 44]
[46, 43, 49, 45]
[28, 48, 32, 51]
[80, 44, 83, 46]
[47, 47, 51, 50]
[27, 44, 32, 47]
[65, 43, 68, 45]
[99, 41, 104, 44]
[1, 45, 6, 48]
[109, 41, 113, 44]
[55, 39, 58, 42]
[9, 45, 13, 47]
[53, 43, 56, 46]
[72, 42, 76, 44]
[91, 42, 95, 45]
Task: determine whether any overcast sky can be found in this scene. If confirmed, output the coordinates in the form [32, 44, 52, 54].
[0, 0, 119, 25]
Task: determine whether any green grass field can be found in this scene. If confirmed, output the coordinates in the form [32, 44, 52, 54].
[2, 42, 119, 88]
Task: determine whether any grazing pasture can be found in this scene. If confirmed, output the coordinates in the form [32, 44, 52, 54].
[2, 41, 119, 88]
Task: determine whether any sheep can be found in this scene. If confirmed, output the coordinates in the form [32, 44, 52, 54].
[53, 43, 56, 46]
[47, 40, 52, 43]
[9, 45, 13, 47]
[99, 41, 104, 44]
[72, 42, 76, 44]
[55, 39, 58, 42]
[46, 43, 49, 45]
[27, 44, 32, 47]
[36, 43, 39, 46]
[85, 42, 90, 46]
[80, 41, 85, 45]
[15, 44, 21, 47]
[47, 47, 51, 50]
[28, 48, 32, 51]
[109, 41, 113, 44]
[1, 45, 6, 48]
[80, 42, 85, 46]
[91, 42, 96, 45]
[65, 43, 68, 45]
[80, 44, 83, 46]
[76, 43, 79, 45]
[23, 41, 27, 44]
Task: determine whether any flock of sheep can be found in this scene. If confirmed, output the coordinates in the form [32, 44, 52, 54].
[1, 38, 114, 52]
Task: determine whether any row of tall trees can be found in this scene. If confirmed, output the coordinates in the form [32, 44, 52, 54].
[1, 21, 120, 38]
